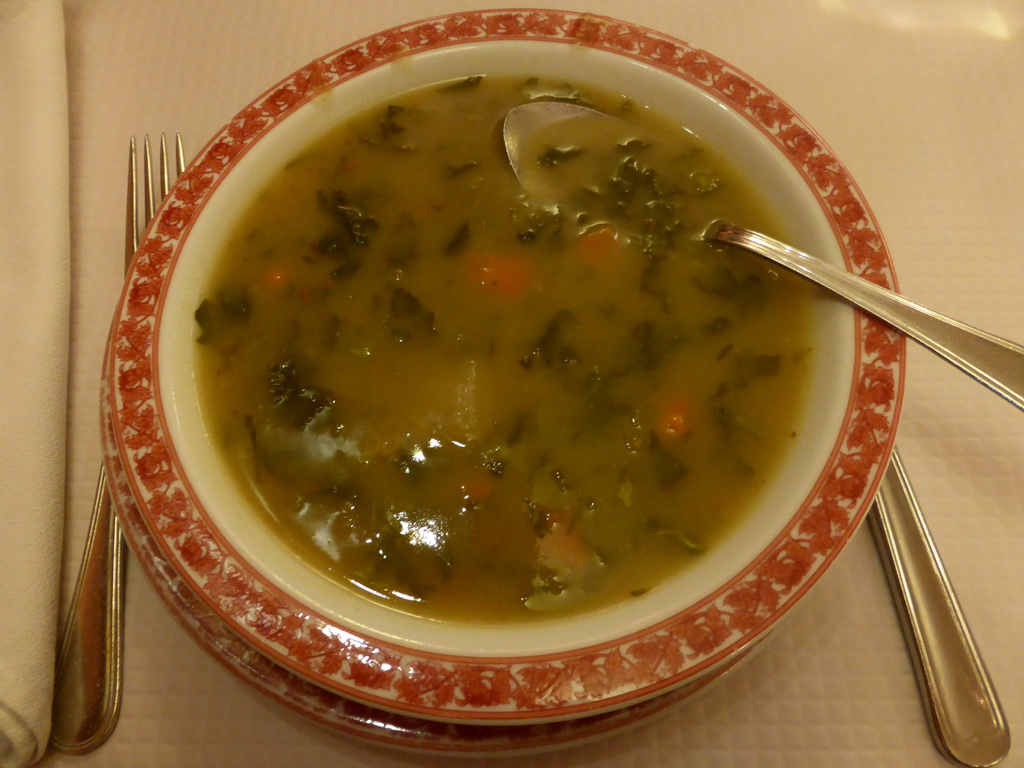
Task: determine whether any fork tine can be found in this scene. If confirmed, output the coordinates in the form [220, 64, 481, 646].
[124, 138, 138, 270]
[158, 133, 170, 199]
[157, 132, 185, 199]
[174, 132, 185, 177]
[142, 135, 155, 228]
[141, 132, 186, 244]
[134, 134, 185, 256]
[152, 133, 185, 218]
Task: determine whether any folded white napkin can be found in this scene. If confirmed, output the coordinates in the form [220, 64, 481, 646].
[0, 1, 70, 766]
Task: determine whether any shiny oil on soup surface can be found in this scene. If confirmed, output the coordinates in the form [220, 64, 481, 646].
[193, 75, 818, 622]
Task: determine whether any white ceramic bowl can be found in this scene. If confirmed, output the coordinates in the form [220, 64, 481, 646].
[103, 9, 903, 724]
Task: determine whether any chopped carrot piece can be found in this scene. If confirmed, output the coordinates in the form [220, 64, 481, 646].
[655, 398, 692, 443]
[538, 518, 592, 573]
[575, 224, 621, 267]
[459, 472, 496, 504]
[263, 268, 289, 293]
[467, 251, 533, 299]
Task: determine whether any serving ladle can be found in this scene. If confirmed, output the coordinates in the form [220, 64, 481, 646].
[504, 101, 1013, 767]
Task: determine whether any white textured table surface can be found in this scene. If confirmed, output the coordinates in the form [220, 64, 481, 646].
[46, 1, 1024, 766]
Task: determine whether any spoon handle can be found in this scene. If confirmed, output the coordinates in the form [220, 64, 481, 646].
[707, 222, 1024, 412]
[869, 450, 1010, 767]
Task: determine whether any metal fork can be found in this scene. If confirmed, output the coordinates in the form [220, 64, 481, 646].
[50, 134, 185, 754]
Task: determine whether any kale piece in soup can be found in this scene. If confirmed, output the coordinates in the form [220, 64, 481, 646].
[193, 75, 818, 622]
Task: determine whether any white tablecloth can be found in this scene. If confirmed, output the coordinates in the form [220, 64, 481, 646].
[40, 1, 1024, 766]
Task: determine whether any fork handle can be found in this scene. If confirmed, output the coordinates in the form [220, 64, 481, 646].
[49, 467, 125, 753]
[869, 450, 1010, 767]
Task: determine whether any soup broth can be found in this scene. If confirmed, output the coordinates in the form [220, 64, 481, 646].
[193, 75, 818, 622]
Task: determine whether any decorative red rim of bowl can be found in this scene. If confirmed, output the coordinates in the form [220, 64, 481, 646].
[104, 9, 903, 722]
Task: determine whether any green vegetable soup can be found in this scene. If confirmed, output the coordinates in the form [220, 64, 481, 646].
[193, 75, 818, 622]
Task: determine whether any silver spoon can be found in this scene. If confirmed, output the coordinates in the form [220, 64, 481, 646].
[503, 101, 1012, 766]
[504, 102, 1024, 410]
[707, 221, 1024, 412]
[706, 226, 1017, 767]
[871, 450, 1010, 767]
